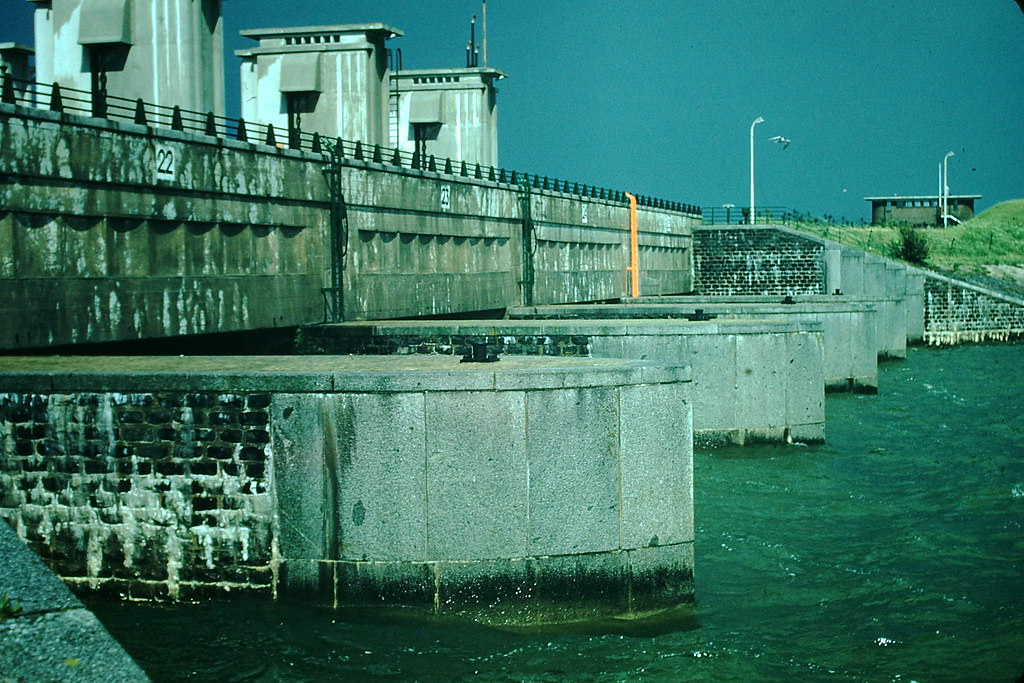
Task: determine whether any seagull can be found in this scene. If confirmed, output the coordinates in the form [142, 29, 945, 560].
[770, 135, 791, 149]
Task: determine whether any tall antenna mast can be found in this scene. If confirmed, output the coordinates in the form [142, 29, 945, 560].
[482, 1, 488, 67]
[466, 14, 478, 67]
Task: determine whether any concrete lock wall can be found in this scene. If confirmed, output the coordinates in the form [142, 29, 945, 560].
[0, 355, 694, 625]
[296, 318, 824, 446]
[340, 161, 694, 320]
[0, 104, 697, 350]
[0, 105, 330, 349]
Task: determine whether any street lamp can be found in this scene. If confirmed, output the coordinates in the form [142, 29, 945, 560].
[942, 150, 954, 227]
[749, 116, 764, 224]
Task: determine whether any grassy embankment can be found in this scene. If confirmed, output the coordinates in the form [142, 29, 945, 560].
[791, 199, 1024, 279]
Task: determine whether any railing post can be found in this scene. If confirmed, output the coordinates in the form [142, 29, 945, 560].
[49, 83, 63, 112]
[171, 105, 184, 131]
[133, 98, 147, 125]
[204, 111, 217, 137]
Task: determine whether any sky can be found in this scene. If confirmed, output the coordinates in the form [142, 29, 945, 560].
[3, 0, 1022, 222]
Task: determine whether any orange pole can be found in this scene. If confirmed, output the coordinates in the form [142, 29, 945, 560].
[625, 192, 640, 298]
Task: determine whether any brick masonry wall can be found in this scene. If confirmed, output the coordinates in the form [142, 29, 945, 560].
[693, 228, 825, 296]
[694, 226, 1024, 345]
[923, 275, 1024, 344]
[0, 391, 275, 600]
[296, 330, 592, 357]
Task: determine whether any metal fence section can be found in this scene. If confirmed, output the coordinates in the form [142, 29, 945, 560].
[701, 206, 812, 225]
[1, 74, 702, 217]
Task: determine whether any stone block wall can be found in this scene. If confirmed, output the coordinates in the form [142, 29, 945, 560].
[693, 227, 825, 296]
[0, 391, 275, 600]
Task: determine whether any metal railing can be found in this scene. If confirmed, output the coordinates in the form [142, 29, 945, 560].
[1, 73, 702, 217]
[701, 206, 813, 225]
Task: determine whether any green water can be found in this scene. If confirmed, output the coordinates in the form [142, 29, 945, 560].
[87, 345, 1024, 682]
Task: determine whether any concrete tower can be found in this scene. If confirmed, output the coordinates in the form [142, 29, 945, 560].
[28, 0, 225, 116]
[236, 24, 402, 148]
[390, 67, 505, 167]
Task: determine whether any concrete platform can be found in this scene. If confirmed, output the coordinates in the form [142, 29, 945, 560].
[299, 318, 826, 445]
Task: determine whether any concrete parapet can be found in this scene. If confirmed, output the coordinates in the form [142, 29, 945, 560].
[0, 520, 149, 682]
[0, 355, 693, 625]
[298, 317, 825, 446]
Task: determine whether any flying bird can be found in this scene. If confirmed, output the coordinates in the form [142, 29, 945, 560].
[770, 136, 791, 149]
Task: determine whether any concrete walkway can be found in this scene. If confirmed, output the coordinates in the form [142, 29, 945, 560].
[0, 520, 149, 682]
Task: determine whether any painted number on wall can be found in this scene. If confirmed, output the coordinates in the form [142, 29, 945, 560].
[581, 203, 589, 224]
[440, 185, 451, 212]
[155, 146, 176, 180]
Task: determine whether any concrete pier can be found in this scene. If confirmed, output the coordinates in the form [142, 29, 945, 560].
[0, 355, 693, 625]
[298, 317, 825, 446]
[509, 301, 880, 393]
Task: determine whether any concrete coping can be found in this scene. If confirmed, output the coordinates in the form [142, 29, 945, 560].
[633, 294, 902, 304]
[509, 301, 878, 317]
[314, 317, 824, 337]
[0, 355, 690, 394]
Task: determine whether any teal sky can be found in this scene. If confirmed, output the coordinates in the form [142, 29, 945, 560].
[4, 1, 1022, 221]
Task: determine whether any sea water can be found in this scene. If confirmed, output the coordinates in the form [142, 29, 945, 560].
[87, 344, 1024, 681]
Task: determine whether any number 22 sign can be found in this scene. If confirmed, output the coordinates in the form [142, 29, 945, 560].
[155, 146, 175, 181]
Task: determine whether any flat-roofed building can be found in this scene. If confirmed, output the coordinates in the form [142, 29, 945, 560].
[236, 24, 402, 148]
[27, 0, 225, 116]
[865, 194, 981, 226]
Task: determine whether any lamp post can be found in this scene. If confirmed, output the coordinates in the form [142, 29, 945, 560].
[942, 150, 954, 227]
[749, 116, 764, 224]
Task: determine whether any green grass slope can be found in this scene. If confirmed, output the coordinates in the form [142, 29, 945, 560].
[793, 199, 1024, 275]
